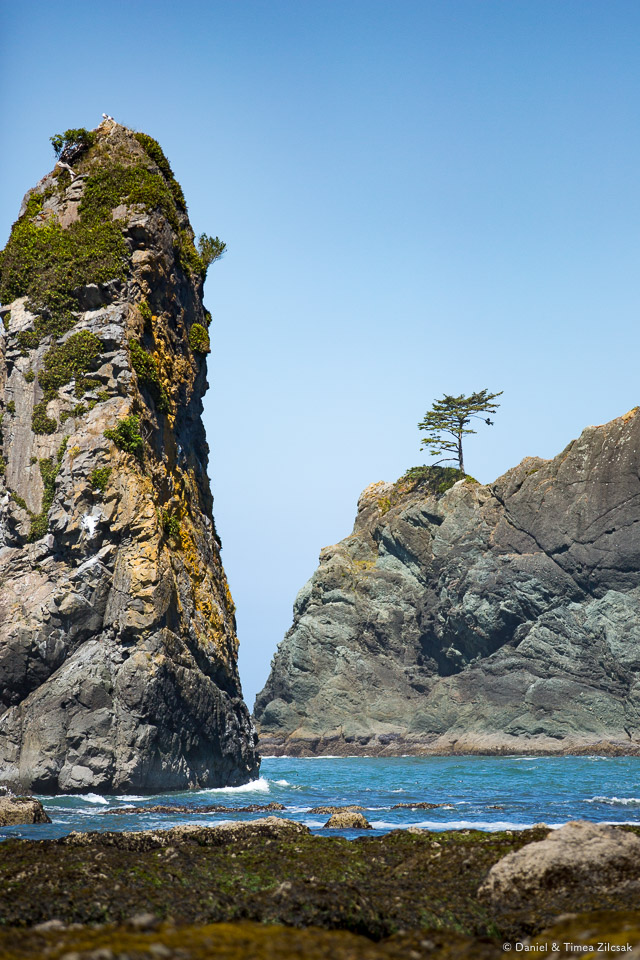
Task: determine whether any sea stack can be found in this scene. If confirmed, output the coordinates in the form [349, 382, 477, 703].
[0, 122, 259, 792]
[255, 409, 640, 756]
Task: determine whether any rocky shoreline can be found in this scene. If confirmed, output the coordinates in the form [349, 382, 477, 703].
[0, 818, 639, 958]
[259, 732, 640, 757]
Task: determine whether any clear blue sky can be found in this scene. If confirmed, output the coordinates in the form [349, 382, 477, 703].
[2, 1, 639, 708]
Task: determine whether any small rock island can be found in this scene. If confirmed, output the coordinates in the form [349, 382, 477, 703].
[0, 122, 259, 793]
[256, 409, 640, 757]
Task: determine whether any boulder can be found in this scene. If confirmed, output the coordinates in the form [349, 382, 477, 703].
[324, 811, 372, 829]
[0, 796, 51, 825]
[478, 820, 640, 910]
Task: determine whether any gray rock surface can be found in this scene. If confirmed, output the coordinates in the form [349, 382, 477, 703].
[478, 820, 640, 910]
[255, 409, 640, 755]
[0, 122, 259, 792]
[0, 795, 51, 825]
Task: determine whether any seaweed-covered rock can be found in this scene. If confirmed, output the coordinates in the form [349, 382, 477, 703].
[324, 811, 372, 829]
[255, 410, 640, 756]
[0, 796, 50, 825]
[0, 122, 259, 793]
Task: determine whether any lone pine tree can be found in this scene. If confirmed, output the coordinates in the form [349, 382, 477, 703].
[418, 389, 502, 475]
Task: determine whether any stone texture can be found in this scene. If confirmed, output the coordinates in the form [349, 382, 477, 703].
[324, 811, 372, 829]
[0, 795, 51, 825]
[255, 409, 640, 755]
[0, 122, 259, 792]
[478, 820, 640, 911]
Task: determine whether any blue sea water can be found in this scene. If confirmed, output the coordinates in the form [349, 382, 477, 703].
[2, 755, 640, 842]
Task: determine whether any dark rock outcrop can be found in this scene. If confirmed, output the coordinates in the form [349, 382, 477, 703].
[0, 122, 259, 792]
[255, 409, 640, 755]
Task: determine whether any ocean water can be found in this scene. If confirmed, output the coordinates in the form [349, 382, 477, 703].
[2, 755, 640, 842]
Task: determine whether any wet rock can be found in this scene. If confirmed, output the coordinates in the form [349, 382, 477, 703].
[324, 811, 372, 829]
[0, 796, 51, 825]
[308, 805, 364, 814]
[108, 802, 285, 816]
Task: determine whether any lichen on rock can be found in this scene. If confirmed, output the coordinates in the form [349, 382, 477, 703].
[0, 120, 259, 793]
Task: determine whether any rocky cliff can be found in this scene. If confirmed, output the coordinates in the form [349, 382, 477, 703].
[255, 410, 640, 755]
[0, 121, 259, 792]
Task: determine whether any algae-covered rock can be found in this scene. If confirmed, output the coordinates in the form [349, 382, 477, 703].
[0, 795, 50, 825]
[0, 122, 259, 793]
[324, 811, 372, 829]
[255, 410, 640, 756]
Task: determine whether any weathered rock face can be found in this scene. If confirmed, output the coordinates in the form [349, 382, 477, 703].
[0, 795, 50, 825]
[255, 409, 640, 755]
[0, 122, 259, 792]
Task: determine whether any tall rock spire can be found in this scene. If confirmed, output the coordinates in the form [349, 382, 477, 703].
[0, 122, 259, 792]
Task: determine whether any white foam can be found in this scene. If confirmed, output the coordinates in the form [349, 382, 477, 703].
[76, 793, 109, 805]
[273, 779, 290, 786]
[586, 796, 640, 806]
[195, 777, 270, 795]
[370, 819, 561, 832]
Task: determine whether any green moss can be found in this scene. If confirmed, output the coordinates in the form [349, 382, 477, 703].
[97, 390, 109, 402]
[138, 300, 153, 333]
[104, 414, 144, 460]
[401, 465, 466, 495]
[31, 401, 57, 435]
[11, 492, 28, 511]
[133, 132, 187, 212]
[189, 323, 210, 354]
[75, 377, 100, 398]
[38, 330, 102, 400]
[129, 338, 170, 412]
[6, 401, 15, 415]
[0, 191, 128, 321]
[89, 465, 112, 494]
[161, 509, 181, 539]
[26, 439, 68, 542]
[378, 497, 391, 516]
[24, 369, 35, 383]
[0, 455, 5, 477]
[2, 311, 10, 330]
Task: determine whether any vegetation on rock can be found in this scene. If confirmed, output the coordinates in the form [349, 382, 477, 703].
[189, 322, 210, 353]
[50, 127, 96, 159]
[38, 330, 102, 399]
[27, 438, 68, 541]
[129, 338, 170, 412]
[104, 414, 144, 459]
[418, 389, 502, 475]
[89, 466, 112, 494]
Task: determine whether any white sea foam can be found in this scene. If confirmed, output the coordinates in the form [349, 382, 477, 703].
[274, 779, 290, 786]
[586, 796, 640, 806]
[195, 777, 270, 795]
[369, 819, 564, 832]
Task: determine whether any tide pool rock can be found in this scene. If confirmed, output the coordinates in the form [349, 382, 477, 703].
[324, 811, 372, 829]
[255, 409, 640, 756]
[0, 123, 259, 793]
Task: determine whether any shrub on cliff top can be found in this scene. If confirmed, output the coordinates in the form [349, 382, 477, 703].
[401, 465, 468, 496]
[50, 128, 96, 159]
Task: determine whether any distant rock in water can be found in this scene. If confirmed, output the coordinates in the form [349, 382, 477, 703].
[255, 410, 640, 756]
[0, 122, 259, 792]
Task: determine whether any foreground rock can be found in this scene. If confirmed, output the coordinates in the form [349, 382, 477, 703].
[479, 820, 640, 913]
[0, 795, 50, 825]
[0, 123, 259, 793]
[0, 824, 639, 957]
[255, 410, 640, 755]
